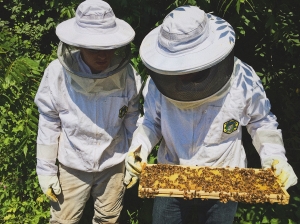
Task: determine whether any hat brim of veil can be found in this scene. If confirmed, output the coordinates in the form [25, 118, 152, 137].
[56, 18, 135, 50]
[139, 14, 235, 75]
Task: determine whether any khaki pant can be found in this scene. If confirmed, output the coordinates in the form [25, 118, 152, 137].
[50, 162, 125, 224]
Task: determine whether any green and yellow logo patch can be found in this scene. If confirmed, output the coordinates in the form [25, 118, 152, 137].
[223, 119, 239, 134]
[119, 105, 128, 118]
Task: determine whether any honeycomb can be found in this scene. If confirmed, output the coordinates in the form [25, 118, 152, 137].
[138, 164, 289, 204]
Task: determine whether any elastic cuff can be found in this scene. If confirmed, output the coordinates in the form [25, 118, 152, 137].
[36, 144, 58, 160]
[253, 129, 283, 152]
[131, 125, 159, 155]
[36, 158, 58, 175]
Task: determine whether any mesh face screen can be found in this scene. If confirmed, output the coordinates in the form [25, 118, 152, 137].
[57, 42, 130, 79]
[149, 50, 234, 102]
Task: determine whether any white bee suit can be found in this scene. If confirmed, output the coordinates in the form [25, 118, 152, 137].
[130, 58, 285, 168]
[35, 52, 142, 175]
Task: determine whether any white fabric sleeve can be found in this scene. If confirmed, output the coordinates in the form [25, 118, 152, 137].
[36, 144, 59, 175]
[246, 74, 286, 164]
[129, 77, 162, 155]
[123, 65, 143, 142]
[34, 65, 61, 175]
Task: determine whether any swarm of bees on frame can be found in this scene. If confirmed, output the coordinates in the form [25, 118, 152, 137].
[139, 164, 288, 204]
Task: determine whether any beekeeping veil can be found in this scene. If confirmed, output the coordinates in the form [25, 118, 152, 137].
[139, 6, 236, 108]
[55, 0, 135, 94]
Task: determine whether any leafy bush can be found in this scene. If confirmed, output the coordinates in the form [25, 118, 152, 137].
[0, 0, 75, 222]
[0, 28, 48, 223]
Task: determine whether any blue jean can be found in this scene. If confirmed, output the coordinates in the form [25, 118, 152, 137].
[152, 197, 237, 224]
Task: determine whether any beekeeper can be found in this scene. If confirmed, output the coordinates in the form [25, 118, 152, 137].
[34, 0, 142, 223]
[124, 5, 297, 224]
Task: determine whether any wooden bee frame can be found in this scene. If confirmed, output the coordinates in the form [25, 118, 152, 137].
[138, 164, 289, 204]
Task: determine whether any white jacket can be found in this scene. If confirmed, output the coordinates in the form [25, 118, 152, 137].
[35, 58, 142, 175]
[130, 58, 286, 168]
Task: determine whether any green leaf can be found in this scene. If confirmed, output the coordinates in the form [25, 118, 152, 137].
[23, 145, 28, 157]
[236, 0, 241, 14]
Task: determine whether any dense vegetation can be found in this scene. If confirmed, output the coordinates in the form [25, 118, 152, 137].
[0, 0, 299, 223]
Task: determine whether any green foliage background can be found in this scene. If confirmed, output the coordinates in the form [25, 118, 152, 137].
[0, 0, 299, 223]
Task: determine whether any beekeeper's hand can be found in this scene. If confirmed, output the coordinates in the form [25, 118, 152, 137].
[262, 156, 298, 189]
[38, 175, 61, 202]
[124, 145, 148, 188]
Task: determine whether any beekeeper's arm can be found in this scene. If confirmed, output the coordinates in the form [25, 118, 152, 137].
[246, 71, 297, 189]
[34, 66, 61, 201]
[123, 65, 143, 143]
[124, 78, 162, 188]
